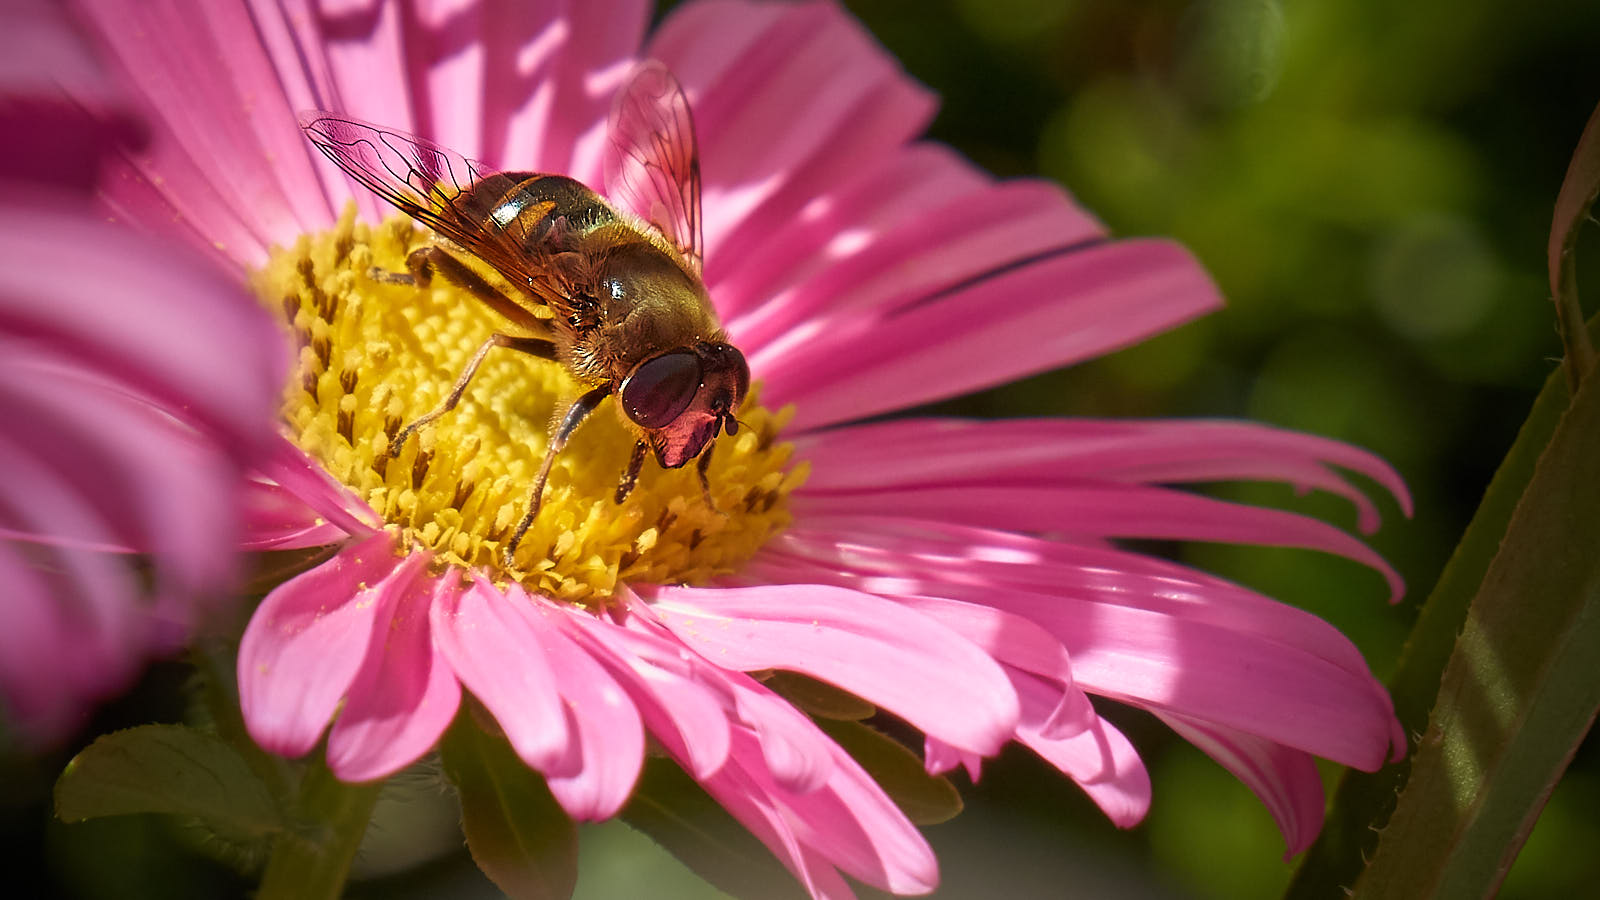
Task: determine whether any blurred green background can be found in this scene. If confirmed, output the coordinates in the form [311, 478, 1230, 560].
[13, 0, 1600, 897]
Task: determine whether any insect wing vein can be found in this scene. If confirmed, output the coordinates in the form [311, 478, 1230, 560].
[604, 61, 705, 273]
[301, 112, 571, 315]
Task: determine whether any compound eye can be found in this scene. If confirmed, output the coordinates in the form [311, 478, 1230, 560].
[620, 351, 702, 429]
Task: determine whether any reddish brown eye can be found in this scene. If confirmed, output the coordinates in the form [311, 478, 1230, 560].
[620, 351, 702, 429]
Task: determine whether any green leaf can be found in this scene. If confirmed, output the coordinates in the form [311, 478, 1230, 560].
[1287, 315, 1600, 899]
[1347, 341, 1600, 897]
[764, 671, 876, 721]
[1548, 99, 1600, 388]
[439, 714, 578, 900]
[816, 719, 962, 825]
[621, 757, 806, 900]
[54, 724, 281, 838]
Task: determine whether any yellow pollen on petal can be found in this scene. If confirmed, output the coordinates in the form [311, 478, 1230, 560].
[253, 206, 805, 606]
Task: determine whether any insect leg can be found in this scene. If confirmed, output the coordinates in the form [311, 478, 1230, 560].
[614, 440, 649, 504]
[389, 333, 556, 457]
[504, 384, 612, 566]
[695, 442, 723, 515]
[373, 245, 550, 335]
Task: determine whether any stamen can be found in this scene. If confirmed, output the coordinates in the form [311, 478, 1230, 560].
[254, 206, 804, 606]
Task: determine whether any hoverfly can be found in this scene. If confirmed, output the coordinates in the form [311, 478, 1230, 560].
[301, 62, 748, 566]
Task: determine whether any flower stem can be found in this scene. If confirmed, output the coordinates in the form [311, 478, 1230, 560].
[188, 639, 292, 800]
[257, 759, 381, 900]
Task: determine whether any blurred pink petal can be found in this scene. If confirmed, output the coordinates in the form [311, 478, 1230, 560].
[2, 0, 145, 192]
[0, 438, 141, 709]
[0, 203, 285, 449]
[1, 356, 235, 600]
[0, 209, 283, 740]
[238, 475, 359, 551]
[2, 4, 286, 739]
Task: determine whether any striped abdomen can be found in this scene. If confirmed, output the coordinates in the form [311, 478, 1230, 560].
[451, 172, 617, 254]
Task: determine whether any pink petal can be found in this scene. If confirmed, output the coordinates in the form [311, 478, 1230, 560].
[1011, 671, 1151, 828]
[692, 746, 858, 900]
[762, 240, 1222, 431]
[714, 143, 990, 324]
[649, 0, 935, 282]
[518, 604, 643, 821]
[564, 605, 732, 781]
[884, 593, 1095, 741]
[238, 532, 414, 757]
[1156, 711, 1327, 857]
[718, 715, 939, 896]
[621, 601, 837, 792]
[922, 739, 984, 783]
[981, 587, 1394, 770]
[725, 673, 838, 794]
[429, 578, 570, 772]
[245, 0, 646, 201]
[237, 475, 354, 550]
[68, 0, 338, 265]
[772, 518, 1387, 685]
[0, 540, 147, 743]
[640, 582, 1019, 757]
[326, 572, 461, 782]
[499, 0, 651, 182]
[792, 481, 1404, 601]
[760, 522, 1401, 769]
[731, 180, 1103, 362]
[253, 437, 382, 540]
[235, 0, 391, 226]
[795, 416, 1413, 533]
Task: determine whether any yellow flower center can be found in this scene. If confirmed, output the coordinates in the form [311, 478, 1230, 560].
[253, 207, 804, 605]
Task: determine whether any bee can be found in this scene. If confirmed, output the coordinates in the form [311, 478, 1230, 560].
[301, 62, 748, 566]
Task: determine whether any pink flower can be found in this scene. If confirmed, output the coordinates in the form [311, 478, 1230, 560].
[60, 0, 1408, 894]
[1, 0, 286, 743]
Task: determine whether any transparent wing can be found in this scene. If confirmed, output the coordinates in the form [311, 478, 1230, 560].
[603, 62, 705, 273]
[299, 112, 569, 314]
